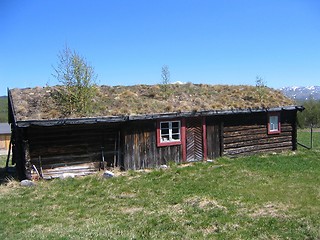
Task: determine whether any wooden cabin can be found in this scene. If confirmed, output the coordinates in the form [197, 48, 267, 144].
[8, 84, 303, 180]
[0, 123, 11, 152]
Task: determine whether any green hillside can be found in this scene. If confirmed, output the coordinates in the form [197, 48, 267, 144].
[0, 96, 8, 123]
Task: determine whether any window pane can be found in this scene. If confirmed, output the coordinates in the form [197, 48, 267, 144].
[270, 116, 278, 131]
[172, 127, 180, 134]
[161, 129, 169, 135]
[161, 134, 170, 142]
[160, 122, 169, 129]
[171, 134, 180, 140]
[172, 122, 180, 128]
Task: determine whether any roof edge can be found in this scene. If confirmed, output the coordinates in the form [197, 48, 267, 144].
[14, 105, 304, 127]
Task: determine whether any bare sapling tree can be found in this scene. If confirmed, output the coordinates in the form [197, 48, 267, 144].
[255, 75, 267, 102]
[161, 65, 170, 95]
[52, 46, 97, 115]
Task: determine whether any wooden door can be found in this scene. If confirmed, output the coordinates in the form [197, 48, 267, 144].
[186, 118, 203, 162]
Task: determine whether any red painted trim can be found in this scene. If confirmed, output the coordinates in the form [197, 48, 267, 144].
[268, 112, 281, 134]
[156, 119, 182, 147]
[202, 117, 207, 160]
[181, 118, 186, 162]
[156, 122, 161, 146]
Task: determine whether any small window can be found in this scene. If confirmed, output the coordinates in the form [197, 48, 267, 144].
[157, 120, 182, 146]
[268, 113, 281, 134]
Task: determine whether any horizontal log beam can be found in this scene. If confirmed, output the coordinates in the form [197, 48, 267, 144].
[224, 136, 292, 149]
[224, 141, 292, 155]
[224, 124, 266, 131]
[223, 125, 292, 138]
[30, 151, 118, 166]
[223, 132, 291, 144]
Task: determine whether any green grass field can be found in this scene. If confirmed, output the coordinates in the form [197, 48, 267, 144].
[297, 129, 320, 149]
[0, 131, 319, 239]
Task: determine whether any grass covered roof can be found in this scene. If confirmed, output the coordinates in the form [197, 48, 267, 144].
[10, 83, 294, 121]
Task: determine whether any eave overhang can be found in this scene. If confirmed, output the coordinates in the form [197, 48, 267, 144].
[13, 105, 304, 128]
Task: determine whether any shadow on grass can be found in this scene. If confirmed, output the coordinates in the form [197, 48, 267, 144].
[0, 154, 17, 185]
[0, 166, 17, 185]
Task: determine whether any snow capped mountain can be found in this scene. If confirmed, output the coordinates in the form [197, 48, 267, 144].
[280, 86, 320, 101]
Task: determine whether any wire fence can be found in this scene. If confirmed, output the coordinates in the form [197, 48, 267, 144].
[297, 128, 320, 149]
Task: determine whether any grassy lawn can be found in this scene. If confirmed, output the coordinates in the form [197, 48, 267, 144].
[0, 132, 319, 239]
[297, 129, 320, 149]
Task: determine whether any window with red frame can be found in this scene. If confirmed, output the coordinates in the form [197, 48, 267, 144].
[268, 113, 281, 134]
[157, 120, 181, 146]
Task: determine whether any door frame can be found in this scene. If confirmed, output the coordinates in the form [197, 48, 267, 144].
[182, 116, 207, 162]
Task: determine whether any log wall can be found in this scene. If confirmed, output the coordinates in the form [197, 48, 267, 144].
[223, 111, 296, 156]
[122, 120, 182, 170]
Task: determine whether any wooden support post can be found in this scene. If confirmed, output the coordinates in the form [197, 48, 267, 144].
[113, 132, 117, 168]
[5, 137, 12, 171]
[13, 127, 26, 180]
[219, 121, 224, 156]
[23, 140, 32, 179]
[100, 146, 105, 170]
[181, 118, 186, 162]
[202, 116, 207, 160]
[292, 111, 297, 151]
[117, 130, 121, 169]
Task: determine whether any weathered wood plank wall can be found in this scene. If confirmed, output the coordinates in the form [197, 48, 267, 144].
[186, 117, 203, 162]
[0, 134, 11, 150]
[11, 110, 298, 179]
[206, 117, 221, 159]
[26, 123, 120, 178]
[122, 120, 182, 170]
[223, 111, 296, 156]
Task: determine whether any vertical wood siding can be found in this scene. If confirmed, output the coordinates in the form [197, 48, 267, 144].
[0, 134, 11, 150]
[123, 120, 182, 170]
[186, 118, 203, 162]
[206, 116, 221, 159]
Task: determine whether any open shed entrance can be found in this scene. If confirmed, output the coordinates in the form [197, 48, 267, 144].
[26, 124, 121, 179]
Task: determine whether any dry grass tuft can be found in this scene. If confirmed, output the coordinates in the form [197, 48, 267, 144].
[0, 177, 20, 195]
[236, 202, 291, 219]
[121, 207, 144, 214]
[184, 196, 227, 211]
[249, 202, 290, 218]
[10, 84, 295, 121]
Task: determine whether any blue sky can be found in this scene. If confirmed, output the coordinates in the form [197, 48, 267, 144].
[1, 0, 320, 96]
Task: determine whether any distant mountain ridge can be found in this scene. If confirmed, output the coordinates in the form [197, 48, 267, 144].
[280, 86, 320, 101]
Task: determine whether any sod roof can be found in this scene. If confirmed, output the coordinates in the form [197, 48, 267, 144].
[9, 83, 295, 122]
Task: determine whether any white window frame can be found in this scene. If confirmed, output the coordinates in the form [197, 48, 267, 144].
[268, 113, 281, 134]
[160, 121, 181, 143]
